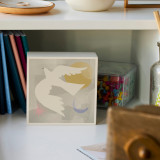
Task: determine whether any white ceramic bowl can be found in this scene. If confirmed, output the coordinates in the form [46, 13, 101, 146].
[66, 0, 115, 12]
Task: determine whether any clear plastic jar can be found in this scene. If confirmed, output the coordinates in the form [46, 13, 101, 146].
[98, 61, 136, 108]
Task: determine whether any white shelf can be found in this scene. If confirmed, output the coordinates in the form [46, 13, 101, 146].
[0, 1, 159, 30]
[0, 99, 142, 160]
[0, 109, 107, 160]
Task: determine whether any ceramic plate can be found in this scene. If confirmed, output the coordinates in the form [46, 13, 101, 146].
[0, 0, 55, 14]
[0, 0, 53, 8]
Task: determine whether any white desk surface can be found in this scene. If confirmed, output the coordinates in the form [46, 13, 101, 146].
[0, 109, 107, 160]
[0, 1, 159, 30]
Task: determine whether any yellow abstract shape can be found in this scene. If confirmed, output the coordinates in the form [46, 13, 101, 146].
[64, 62, 92, 89]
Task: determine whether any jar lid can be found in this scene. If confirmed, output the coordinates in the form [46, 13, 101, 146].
[98, 61, 136, 76]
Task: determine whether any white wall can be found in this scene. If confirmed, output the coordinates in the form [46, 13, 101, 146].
[25, 30, 159, 104]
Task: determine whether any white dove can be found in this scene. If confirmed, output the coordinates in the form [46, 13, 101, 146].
[35, 65, 87, 117]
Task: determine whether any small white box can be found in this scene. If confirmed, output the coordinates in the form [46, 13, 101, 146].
[27, 52, 98, 125]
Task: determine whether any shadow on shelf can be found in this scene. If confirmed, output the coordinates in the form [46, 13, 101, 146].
[96, 109, 107, 125]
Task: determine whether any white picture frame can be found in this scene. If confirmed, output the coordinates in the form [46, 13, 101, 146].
[27, 52, 98, 125]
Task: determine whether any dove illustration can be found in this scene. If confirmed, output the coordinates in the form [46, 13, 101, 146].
[35, 65, 87, 117]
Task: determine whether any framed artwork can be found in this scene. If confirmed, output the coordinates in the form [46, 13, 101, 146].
[124, 0, 160, 8]
[27, 52, 98, 125]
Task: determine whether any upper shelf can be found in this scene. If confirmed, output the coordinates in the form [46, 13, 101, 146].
[0, 1, 159, 30]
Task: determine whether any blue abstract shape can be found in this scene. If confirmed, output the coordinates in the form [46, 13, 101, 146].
[73, 98, 88, 113]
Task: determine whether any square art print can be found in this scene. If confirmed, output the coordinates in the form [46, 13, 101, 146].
[27, 52, 98, 124]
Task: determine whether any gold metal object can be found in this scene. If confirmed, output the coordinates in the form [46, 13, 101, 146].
[124, 134, 160, 160]
[138, 147, 151, 159]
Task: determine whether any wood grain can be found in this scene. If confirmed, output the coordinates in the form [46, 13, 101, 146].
[154, 11, 160, 35]
[107, 105, 160, 160]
